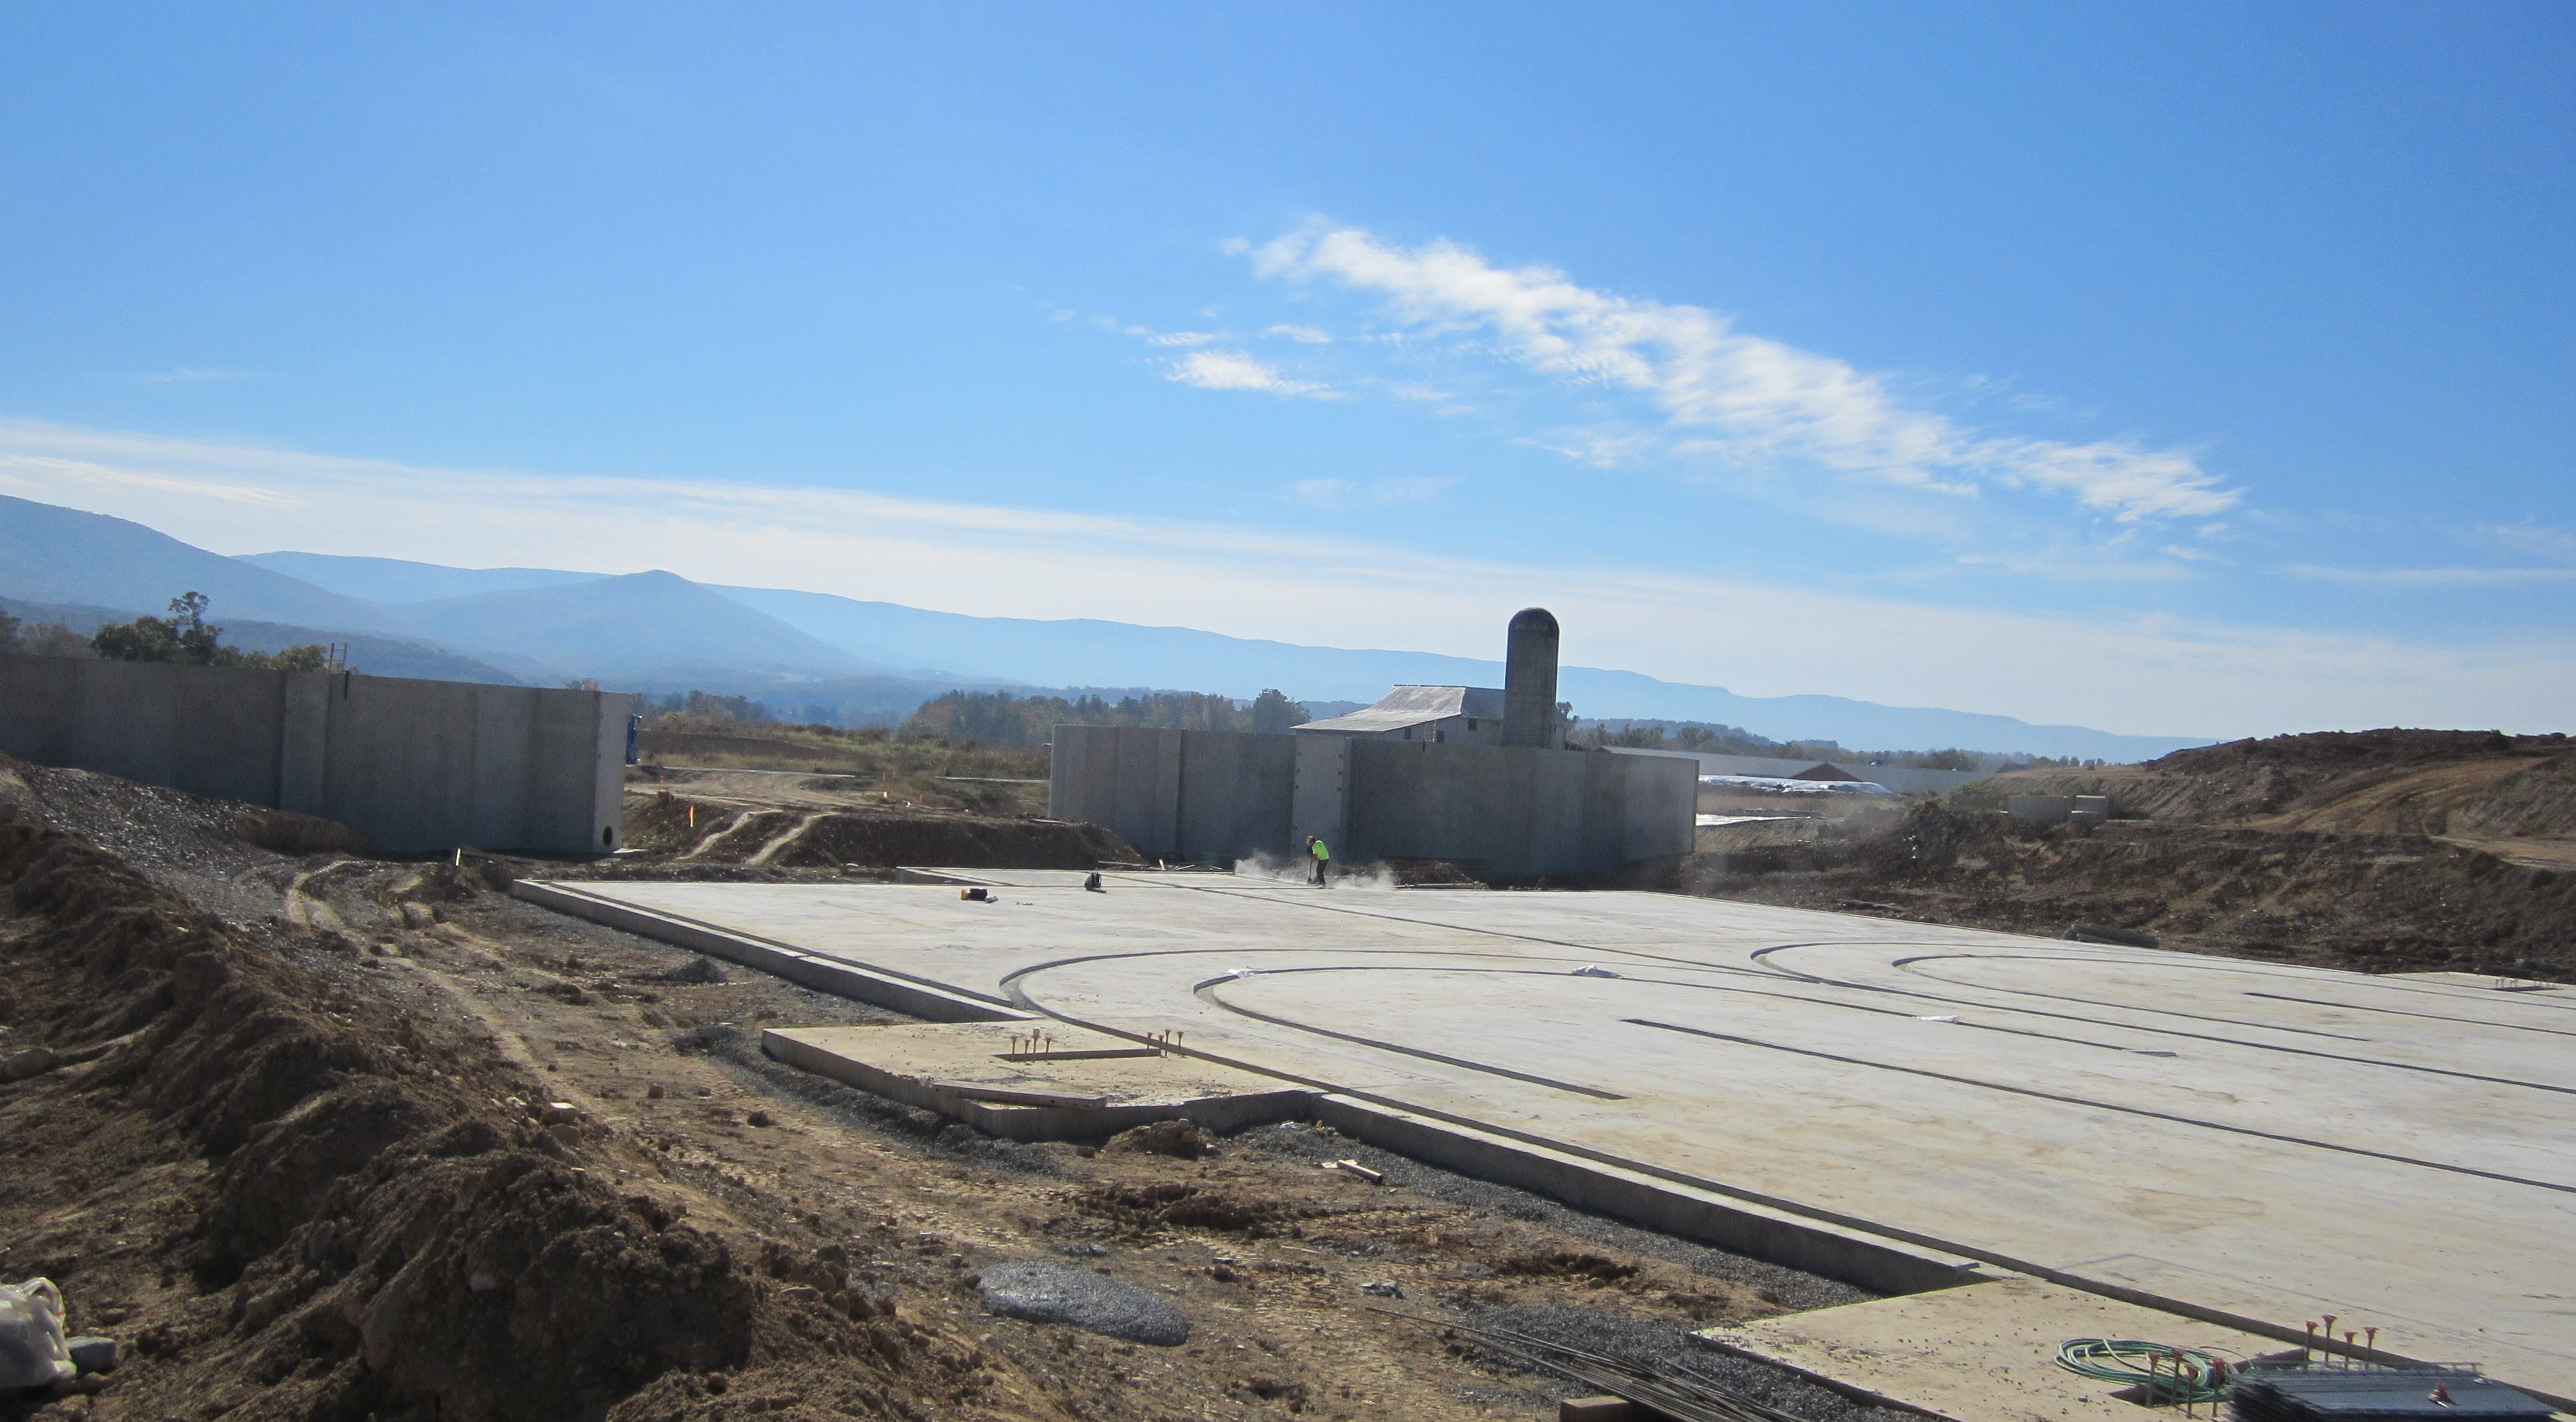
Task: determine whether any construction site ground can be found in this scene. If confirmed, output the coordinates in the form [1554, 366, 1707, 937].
[0, 757, 1899, 1422]
[1673, 730, 2576, 984]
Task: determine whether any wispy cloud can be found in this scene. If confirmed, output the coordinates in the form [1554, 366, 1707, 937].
[2479, 520, 2576, 565]
[1248, 224, 2238, 523]
[1264, 324, 1332, 344]
[121, 366, 265, 385]
[1147, 330, 1221, 347]
[2284, 563, 2576, 586]
[1287, 476, 1458, 509]
[1956, 551, 2193, 581]
[1166, 350, 1338, 399]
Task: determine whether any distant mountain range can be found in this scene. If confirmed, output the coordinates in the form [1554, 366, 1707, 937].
[0, 494, 2205, 760]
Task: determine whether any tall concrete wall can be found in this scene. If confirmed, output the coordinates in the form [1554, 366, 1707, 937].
[1048, 725, 1295, 864]
[1048, 722, 1694, 875]
[0, 655, 629, 855]
[1345, 740, 1695, 875]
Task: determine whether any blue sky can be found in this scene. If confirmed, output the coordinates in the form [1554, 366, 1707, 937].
[1, 3, 2569, 736]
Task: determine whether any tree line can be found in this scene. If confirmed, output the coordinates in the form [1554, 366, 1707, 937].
[901, 688, 1311, 746]
[3, 593, 335, 670]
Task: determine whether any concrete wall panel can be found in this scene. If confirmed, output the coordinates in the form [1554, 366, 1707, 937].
[1050, 723, 1692, 875]
[0, 655, 625, 854]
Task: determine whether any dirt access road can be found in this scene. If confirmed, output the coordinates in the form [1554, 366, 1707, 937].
[0, 757, 1891, 1422]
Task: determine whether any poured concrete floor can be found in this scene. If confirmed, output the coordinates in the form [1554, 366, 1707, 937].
[538, 870, 2576, 1400]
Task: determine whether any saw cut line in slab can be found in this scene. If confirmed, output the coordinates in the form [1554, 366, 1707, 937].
[1617, 968, 2576, 1087]
[1148, 875, 1859, 981]
[1870, 952, 2380, 1042]
[1623, 1018, 2576, 1196]
[1179, 968, 1630, 1100]
[2237, 990, 2576, 1038]
[1869, 954, 2576, 1093]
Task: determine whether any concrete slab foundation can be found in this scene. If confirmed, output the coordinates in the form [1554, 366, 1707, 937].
[516, 870, 2576, 1406]
[760, 1021, 1310, 1140]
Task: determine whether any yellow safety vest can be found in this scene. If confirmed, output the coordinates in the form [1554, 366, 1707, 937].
[1310, 840, 1330, 861]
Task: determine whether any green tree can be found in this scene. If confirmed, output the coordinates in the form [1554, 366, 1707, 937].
[1249, 688, 1309, 734]
[90, 592, 330, 670]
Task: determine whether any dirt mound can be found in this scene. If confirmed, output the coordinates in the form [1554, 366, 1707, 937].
[1980, 729, 2576, 838]
[1686, 801, 2573, 979]
[1075, 1181, 1314, 1237]
[0, 763, 976, 1421]
[621, 789, 1135, 871]
[764, 811, 1134, 871]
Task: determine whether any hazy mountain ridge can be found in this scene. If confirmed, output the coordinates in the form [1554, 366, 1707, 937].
[0, 496, 2202, 759]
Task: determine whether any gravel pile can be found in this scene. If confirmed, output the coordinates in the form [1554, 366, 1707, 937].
[973, 1261, 1189, 1346]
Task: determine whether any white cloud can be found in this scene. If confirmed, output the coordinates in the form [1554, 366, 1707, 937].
[0, 417, 2564, 737]
[1288, 476, 1458, 509]
[1955, 551, 2192, 581]
[1264, 324, 1332, 344]
[1248, 224, 2239, 523]
[1147, 330, 1221, 347]
[1166, 350, 1338, 399]
[2479, 520, 2576, 565]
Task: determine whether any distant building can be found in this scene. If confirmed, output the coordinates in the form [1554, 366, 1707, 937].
[1604, 748, 1997, 796]
[1293, 685, 1506, 745]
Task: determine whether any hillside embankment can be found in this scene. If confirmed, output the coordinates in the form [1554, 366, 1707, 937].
[1671, 731, 2576, 982]
[0, 757, 1887, 1422]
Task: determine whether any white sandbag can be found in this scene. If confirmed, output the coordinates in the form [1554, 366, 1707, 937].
[0, 1276, 74, 1389]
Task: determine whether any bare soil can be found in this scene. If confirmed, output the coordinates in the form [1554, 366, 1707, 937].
[1662, 731, 2576, 982]
[0, 758, 1883, 1422]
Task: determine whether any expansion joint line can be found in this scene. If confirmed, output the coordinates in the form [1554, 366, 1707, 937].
[1624, 1018, 2576, 1195]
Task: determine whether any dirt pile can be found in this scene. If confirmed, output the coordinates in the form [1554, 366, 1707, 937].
[0, 764, 976, 1421]
[1979, 729, 2575, 837]
[616, 791, 1135, 872]
[1683, 801, 2573, 979]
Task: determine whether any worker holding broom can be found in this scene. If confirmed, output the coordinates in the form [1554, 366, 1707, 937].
[1304, 835, 1331, 888]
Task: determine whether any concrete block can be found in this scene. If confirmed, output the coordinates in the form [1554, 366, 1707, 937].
[1560, 1398, 1651, 1422]
[2007, 794, 2074, 823]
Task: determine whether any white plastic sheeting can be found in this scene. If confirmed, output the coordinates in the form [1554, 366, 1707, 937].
[0, 1277, 72, 1389]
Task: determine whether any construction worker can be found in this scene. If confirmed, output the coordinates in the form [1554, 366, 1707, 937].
[1304, 835, 1331, 888]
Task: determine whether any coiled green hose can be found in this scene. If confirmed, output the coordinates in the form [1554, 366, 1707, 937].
[2057, 1338, 2229, 1404]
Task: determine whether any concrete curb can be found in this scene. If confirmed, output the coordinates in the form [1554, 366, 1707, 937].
[512, 879, 1033, 1023]
[1308, 1095, 1985, 1297]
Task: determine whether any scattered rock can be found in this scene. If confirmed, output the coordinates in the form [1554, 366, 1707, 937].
[659, 956, 728, 984]
[66, 1335, 115, 1373]
[1359, 1281, 1403, 1297]
[1, 1046, 59, 1082]
[973, 1260, 1188, 1346]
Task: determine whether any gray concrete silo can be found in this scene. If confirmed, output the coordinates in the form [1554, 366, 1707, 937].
[1501, 607, 1561, 748]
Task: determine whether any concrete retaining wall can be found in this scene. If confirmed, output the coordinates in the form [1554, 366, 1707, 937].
[1047, 725, 1296, 864]
[0, 655, 629, 854]
[1346, 739, 1696, 875]
[1048, 723, 1695, 875]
